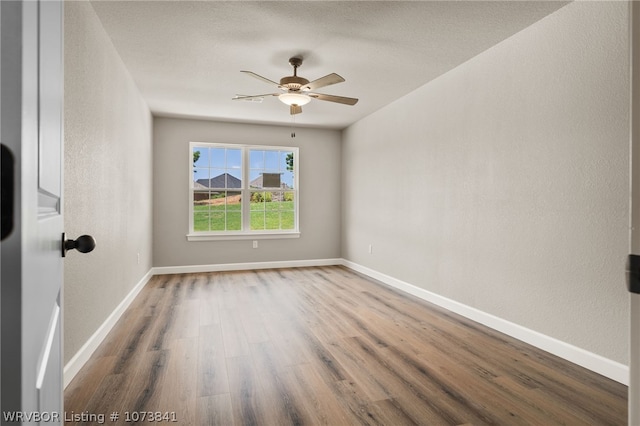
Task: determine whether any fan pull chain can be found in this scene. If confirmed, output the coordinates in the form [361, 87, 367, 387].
[290, 114, 296, 138]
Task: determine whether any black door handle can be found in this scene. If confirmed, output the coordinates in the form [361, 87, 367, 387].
[1, 144, 15, 241]
[627, 254, 640, 294]
[62, 233, 96, 257]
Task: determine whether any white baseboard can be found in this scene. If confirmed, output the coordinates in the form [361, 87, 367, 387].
[340, 259, 629, 385]
[151, 258, 343, 275]
[63, 269, 153, 389]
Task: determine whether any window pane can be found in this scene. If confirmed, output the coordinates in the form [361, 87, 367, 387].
[250, 150, 264, 169]
[210, 169, 225, 189]
[265, 211, 280, 230]
[227, 191, 241, 211]
[250, 191, 266, 210]
[265, 151, 279, 171]
[265, 193, 279, 210]
[206, 192, 222, 206]
[193, 147, 209, 168]
[227, 212, 241, 231]
[227, 170, 242, 188]
[251, 211, 265, 230]
[193, 200, 210, 232]
[194, 190, 210, 205]
[211, 211, 225, 231]
[282, 170, 294, 189]
[193, 168, 210, 187]
[249, 171, 262, 188]
[276, 191, 287, 205]
[281, 211, 294, 229]
[211, 148, 226, 168]
[283, 191, 294, 205]
[283, 151, 294, 189]
[193, 191, 243, 232]
[283, 152, 293, 172]
[227, 149, 241, 169]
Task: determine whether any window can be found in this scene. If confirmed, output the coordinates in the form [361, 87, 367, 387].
[188, 142, 298, 240]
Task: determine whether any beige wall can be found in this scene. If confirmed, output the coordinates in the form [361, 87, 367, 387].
[64, 2, 153, 364]
[342, 1, 630, 364]
[153, 118, 341, 267]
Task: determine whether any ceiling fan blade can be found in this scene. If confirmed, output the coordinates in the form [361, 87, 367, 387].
[232, 93, 278, 101]
[303, 73, 345, 91]
[290, 104, 303, 115]
[240, 70, 279, 87]
[308, 93, 359, 106]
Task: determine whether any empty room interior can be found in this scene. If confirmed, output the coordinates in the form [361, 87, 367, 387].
[63, 1, 634, 424]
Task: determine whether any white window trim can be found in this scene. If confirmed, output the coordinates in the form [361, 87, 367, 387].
[187, 142, 299, 241]
[186, 231, 300, 242]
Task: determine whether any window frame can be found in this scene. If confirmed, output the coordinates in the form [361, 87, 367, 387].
[187, 142, 300, 241]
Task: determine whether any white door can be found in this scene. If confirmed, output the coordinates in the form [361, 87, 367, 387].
[1, 0, 67, 422]
[631, 2, 640, 425]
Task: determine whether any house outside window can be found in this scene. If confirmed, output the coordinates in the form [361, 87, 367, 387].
[188, 142, 299, 241]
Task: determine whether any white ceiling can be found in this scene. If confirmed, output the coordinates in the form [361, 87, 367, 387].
[89, 1, 569, 130]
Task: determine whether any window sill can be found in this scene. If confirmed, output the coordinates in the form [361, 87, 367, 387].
[186, 231, 300, 242]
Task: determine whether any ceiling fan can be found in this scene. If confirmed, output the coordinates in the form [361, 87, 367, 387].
[233, 57, 359, 115]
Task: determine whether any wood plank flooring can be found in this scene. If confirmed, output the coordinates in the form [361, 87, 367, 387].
[64, 266, 627, 425]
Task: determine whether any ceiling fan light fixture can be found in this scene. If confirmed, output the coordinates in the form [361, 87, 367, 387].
[237, 58, 359, 115]
[279, 92, 311, 106]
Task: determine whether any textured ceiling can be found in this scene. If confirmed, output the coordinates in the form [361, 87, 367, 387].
[90, 1, 569, 129]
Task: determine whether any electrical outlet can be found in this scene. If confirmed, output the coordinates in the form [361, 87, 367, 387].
[253, 240, 258, 249]
[137, 253, 140, 264]
[368, 244, 373, 254]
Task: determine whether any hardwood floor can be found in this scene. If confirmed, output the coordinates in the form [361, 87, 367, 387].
[64, 266, 627, 425]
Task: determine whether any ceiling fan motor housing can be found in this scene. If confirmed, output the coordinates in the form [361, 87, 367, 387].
[279, 76, 310, 91]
